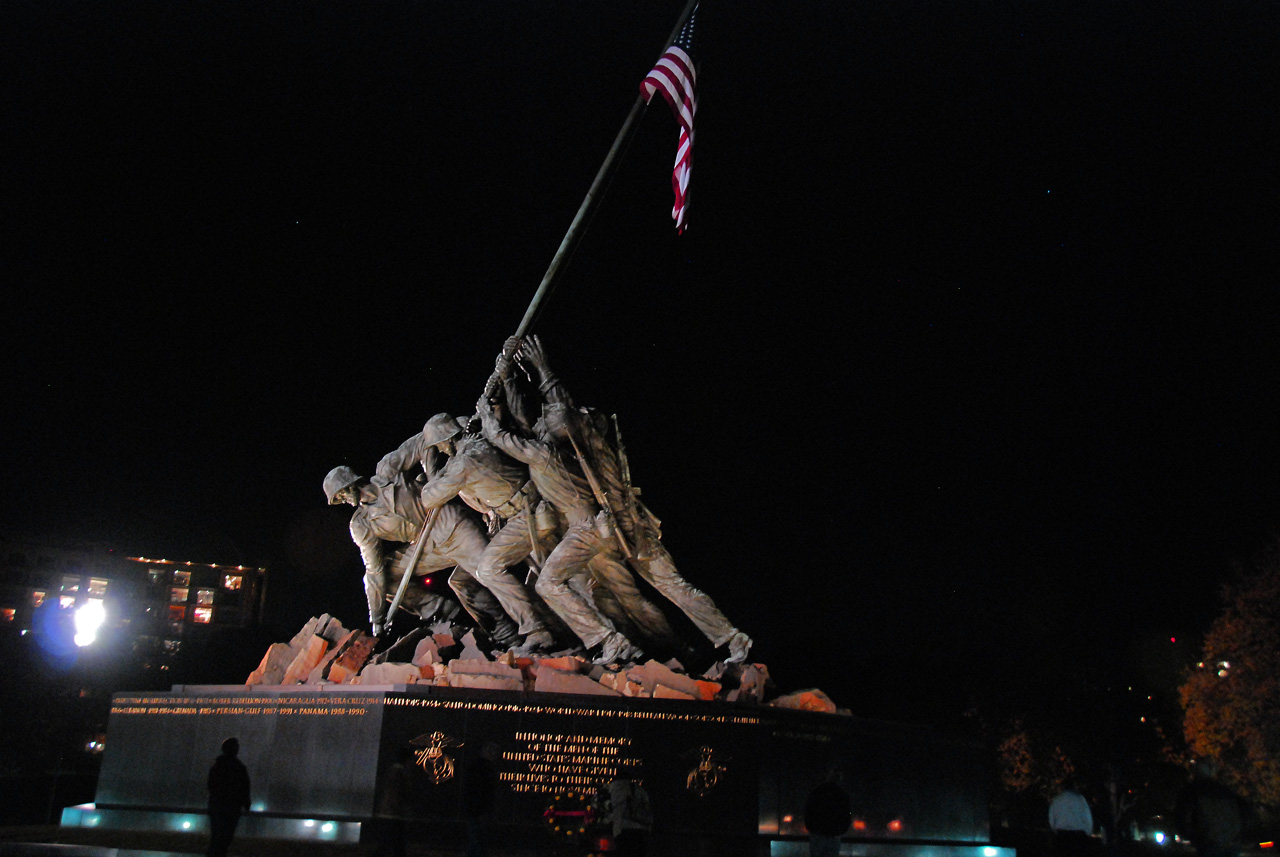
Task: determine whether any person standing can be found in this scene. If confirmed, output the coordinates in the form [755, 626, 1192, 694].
[1049, 782, 1094, 857]
[206, 737, 251, 857]
[804, 769, 852, 857]
[461, 742, 501, 857]
[372, 746, 414, 857]
[607, 770, 653, 857]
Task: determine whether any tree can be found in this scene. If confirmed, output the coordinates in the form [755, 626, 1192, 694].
[1180, 549, 1280, 807]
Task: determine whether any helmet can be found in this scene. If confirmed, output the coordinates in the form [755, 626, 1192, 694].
[422, 413, 464, 447]
[323, 466, 362, 505]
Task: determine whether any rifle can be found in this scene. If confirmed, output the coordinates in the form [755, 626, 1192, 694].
[566, 433, 633, 559]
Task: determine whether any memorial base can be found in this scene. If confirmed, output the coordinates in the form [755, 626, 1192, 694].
[78, 684, 1011, 857]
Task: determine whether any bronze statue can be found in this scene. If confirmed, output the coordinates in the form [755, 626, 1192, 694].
[414, 412, 563, 654]
[515, 336, 752, 664]
[477, 387, 650, 665]
[323, 460, 519, 648]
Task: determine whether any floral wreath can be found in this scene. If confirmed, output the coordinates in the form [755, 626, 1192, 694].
[542, 789, 596, 838]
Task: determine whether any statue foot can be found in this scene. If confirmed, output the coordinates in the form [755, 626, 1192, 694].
[594, 632, 643, 665]
[513, 629, 557, 655]
[724, 631, 753, 664]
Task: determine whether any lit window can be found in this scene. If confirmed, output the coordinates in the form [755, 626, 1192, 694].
[168, 605, 186, 622]
[193, 606, 213, 624]
[61, 576, 80, 594]
[223, 574, 243, 591]
[170, 587, 189, 604]
[32, 591, 46, 608]
[196, 589, 215, 605]
[88, 578, 108, 597]
[173, 570, 191, 586]
[60, 595, 76, 609]
[1, 608, 14, 622]
[148, 568, 166, 585]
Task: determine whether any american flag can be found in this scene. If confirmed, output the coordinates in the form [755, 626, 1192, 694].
[640, 6, 698, 232]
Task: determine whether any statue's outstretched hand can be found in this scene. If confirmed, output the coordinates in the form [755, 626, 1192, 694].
[520, 334, 549, 371]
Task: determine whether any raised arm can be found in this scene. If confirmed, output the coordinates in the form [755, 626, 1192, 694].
[517, 334, 575, 408]
[374, 433, 430, 486]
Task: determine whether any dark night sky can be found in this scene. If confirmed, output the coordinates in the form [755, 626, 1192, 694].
[4, 0, 1279, 715]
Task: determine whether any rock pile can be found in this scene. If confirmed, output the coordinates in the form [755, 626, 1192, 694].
[246, 615, 845, 714]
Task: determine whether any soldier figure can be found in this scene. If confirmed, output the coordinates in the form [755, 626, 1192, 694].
[415, 412, 561, 653]
[516, 336, 752, 664]
[477, 391, 649, 665]
[323, 461, 519, 648]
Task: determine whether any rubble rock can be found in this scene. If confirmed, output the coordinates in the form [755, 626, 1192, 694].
[449, 659, 523, 680]
[534, 666, 621, 696]
[246, 643, 296, 685]
[357, 662, 422, 685]
[327, 631, 377, 684]
[288, 615, 329, 649]
[629, 660, 702, 698]
[412, 635, 442, 666]
[653, 684, 697, 701]
[317, 616, 350, 645]
[247, 618, 840, 711]
[450, 672, 524, 692]
[769, 688, 837, 714]
[281, 634, 329, 685]
[535, 656, 588, 673]
[370, 626, 431, 666]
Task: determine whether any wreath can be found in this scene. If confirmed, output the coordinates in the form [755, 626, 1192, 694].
[542, 789, 596, 839]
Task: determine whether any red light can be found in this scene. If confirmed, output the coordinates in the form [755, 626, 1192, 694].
[1170, 637, 1176, 643]
[887, 820, 903, 833]
[1259, 843, 1273, 849]
[423, 576, 433, 586]
[852, 820, 867, 831]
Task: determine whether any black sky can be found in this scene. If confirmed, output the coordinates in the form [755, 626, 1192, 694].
[4, 0, 1278, 714]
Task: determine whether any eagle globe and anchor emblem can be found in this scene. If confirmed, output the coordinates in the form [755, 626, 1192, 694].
[685, 745, 727, 797]
[409, 731, 463, 784]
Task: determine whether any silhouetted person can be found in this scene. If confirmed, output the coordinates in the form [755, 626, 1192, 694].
[207, 737, 250, 857]
[1176, 760, 1247, 857]
[1049, 781, 1094, 857]
[607, 766, 652, 857]
[461, 742, 501, 857]
[373, 746, 414, 857]
[804, 769, 852, 857]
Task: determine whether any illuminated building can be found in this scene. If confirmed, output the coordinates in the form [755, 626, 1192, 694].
[0, 534, 266, 672]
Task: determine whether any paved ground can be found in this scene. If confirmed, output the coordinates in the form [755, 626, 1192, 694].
[0, 826, 543, 857]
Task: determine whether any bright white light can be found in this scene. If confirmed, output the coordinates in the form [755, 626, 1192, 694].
[984, 848, 1000, 856]
[303, 819, 316, 828]
[182, 821, 192, 830]
[1154, 832, 1166, 844]
[74, 600, 107, 647]
[321, 822, 335, 833]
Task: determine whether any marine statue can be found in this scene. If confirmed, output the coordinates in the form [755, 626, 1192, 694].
[322, 457, 519, 648]
[323, 335, 752, 666]
[414, 412, 563, 654]
[509, 336, 752, 664]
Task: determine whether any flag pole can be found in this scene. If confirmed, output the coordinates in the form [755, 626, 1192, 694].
[512, 0, 700, 340]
